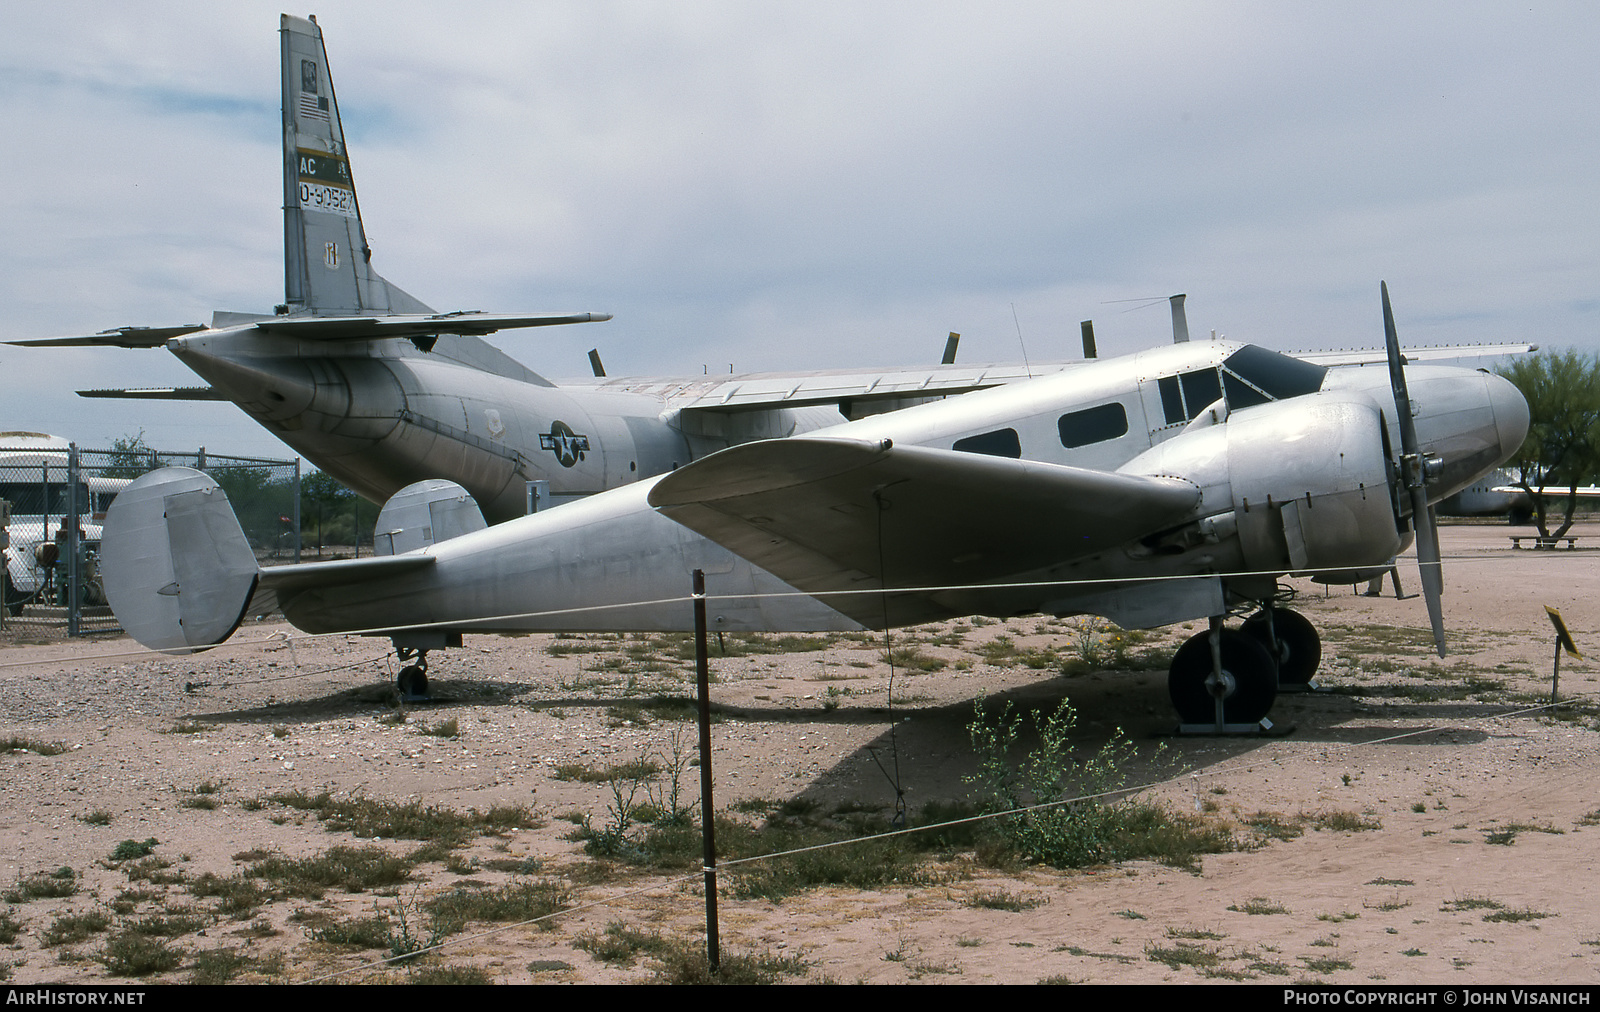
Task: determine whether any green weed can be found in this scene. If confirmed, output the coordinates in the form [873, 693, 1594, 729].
[98, 931, 181, 977]
[967, 697, 1228, 870]
[42, 909, 113, 946]
[110, 839, 159, 862]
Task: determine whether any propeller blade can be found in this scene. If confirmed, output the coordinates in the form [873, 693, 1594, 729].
[1382, 282, 1421, 459]
[1382, 281, 1447, 657]
[1411, 496, 1447, 656]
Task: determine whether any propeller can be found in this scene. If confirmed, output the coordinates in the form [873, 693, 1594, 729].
[1381, 281, 1447, 657]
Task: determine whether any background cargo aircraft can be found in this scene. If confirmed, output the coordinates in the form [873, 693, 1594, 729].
[10, 14, 1052, 525]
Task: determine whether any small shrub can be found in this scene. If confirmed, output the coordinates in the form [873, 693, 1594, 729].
[966, 891, 1045, 912]
[99, 931, 181, 977]
[110, 839, 159, 862]
[3, 867, 77, 902]
[420, 718, 459, 739]
[0, 909, 21, 944]
[42, 909, 113, 946]
[967, 697, 1222, 870]
[0, 735, 67, 755]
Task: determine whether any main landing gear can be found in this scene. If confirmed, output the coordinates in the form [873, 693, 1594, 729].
[1168, 606, 1321, 735]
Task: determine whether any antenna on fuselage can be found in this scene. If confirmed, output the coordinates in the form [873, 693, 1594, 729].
[1011, 304, 1033, 379]
[587, 349, 606, 377]
[1080, 320, 1097, 359]
[1170, 294, 1190, 344]
[941, 332, 960, 365]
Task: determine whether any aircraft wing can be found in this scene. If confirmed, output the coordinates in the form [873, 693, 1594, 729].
[1296, 343, 1537, 366]
[668, 362, 1052, 412]
[78, 387, 223, 401]
[648, 436, 1200, 627]
[1490, 485, 1600, 497]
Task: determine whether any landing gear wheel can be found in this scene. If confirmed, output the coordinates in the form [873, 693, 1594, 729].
[3, 573, 27, 617]
[1168, 629, 1278, 726]
[397, 665, 429, 698]
[1241, 608, 1322, 689]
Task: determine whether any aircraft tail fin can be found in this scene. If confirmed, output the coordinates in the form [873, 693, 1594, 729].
[280, 14, 432, 317]
[100, 468, 260, 653]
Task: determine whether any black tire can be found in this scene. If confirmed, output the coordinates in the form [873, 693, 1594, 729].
[397, 665, 429, 698]
[3, 572, 27, 617]
[1168, 628, 1278, 725]
[1241, 609, 1322, 688]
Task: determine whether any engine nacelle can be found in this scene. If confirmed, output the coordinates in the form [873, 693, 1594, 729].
[1122, 392, 1402, 582]
[1225, 395, 1402, 578]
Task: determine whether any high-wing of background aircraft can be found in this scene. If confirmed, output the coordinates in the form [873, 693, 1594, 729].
[9, 14, 1054, 524]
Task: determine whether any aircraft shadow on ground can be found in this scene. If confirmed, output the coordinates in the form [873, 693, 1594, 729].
[181, 662, 1500, 815]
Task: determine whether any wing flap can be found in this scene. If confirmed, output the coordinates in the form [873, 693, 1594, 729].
[649, 437, 1200, 626]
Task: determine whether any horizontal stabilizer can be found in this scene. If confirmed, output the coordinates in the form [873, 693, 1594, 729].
[101, 468, 261, 653]
[7, 325, 208, 348]
[252, 311, 612, 341]
[649, 437, 1200, 626]
[78, 387, 223, 401]
[249, 554, 435, 621]
[12, 313, 608, 351]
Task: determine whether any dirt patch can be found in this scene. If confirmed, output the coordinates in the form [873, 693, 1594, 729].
[1, 522, 1598, 983]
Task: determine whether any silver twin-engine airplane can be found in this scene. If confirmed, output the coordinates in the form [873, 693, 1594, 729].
[27, 17, 1531, 732]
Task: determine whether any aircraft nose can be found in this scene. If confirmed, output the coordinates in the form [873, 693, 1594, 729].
[1486, 371, 1530, 463]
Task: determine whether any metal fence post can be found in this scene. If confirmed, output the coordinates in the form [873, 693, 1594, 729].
[292, 459, 302, 564]
[67, 444, 80, 636]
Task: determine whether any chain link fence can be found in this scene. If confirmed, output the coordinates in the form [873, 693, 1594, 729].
[1, 440, 299, 636]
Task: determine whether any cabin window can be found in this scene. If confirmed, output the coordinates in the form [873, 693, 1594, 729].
[952, 428, 1022, 458]
[1159, 369, 1224, 425]
[1058, 403, 1128, 448]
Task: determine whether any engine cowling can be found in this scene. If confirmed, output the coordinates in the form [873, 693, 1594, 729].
[1121, 392, 1402, 583]
[1224, 395, 1402, 578]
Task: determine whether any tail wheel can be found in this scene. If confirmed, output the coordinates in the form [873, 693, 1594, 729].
[397, 665, 429, 698]
[1241, 609, 1322, 689]
[1168, 629, 1278, 725]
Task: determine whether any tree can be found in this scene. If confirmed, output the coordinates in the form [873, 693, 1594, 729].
[1496, 351, 1600, 539]
[299, 470, 375, 557]
[104, 430, 159, 479]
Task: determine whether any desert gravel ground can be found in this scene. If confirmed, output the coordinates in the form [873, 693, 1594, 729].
[1, 521, 1599, 985]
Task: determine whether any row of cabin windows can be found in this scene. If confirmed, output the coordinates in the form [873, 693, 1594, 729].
[951, 402, 1130, 459]
[950, 347, 1329, 458]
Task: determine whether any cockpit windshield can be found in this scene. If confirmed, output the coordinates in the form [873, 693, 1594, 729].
[1219, 345, 1328, 410]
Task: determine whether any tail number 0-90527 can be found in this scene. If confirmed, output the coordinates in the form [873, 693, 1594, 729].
[300, 182, 357, 218]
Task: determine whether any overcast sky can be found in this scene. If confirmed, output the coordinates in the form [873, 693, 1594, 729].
[1, 0, 1594, 461]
